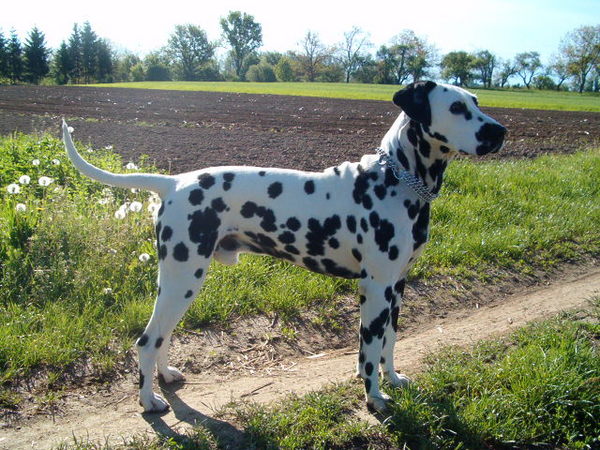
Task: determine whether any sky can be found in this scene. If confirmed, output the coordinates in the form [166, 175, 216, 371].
[2, 0, 599, 64]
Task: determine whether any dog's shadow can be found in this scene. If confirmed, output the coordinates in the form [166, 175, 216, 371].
[141, 379, 246, 448]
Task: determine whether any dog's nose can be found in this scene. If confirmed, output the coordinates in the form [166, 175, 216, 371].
[476, 123, 507, 154]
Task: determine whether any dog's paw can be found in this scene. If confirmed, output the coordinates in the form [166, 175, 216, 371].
[366, 393, 392, 413]
[159, 366, 185, 384]
[140, 392, 170, 413]
[384, 372, 411, 388]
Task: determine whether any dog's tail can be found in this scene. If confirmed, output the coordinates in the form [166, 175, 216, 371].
[62, 120, 176, 198]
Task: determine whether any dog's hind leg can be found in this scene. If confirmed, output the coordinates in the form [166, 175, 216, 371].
[137, 260, 208, 413]
[380, 278, 411, 388]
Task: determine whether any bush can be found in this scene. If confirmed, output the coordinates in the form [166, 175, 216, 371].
[145, 64, 171, 81]
[246, 63, 277, 82]
[275, 57, 295, 82]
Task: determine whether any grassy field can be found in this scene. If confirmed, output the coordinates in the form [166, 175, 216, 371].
[88, 81, 600, 112]
[1, 132, 599, 400]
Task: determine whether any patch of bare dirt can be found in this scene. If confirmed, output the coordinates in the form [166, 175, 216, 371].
[0, 86, 598, 175]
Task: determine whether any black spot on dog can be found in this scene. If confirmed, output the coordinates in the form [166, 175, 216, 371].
[155, 337, 164, 348]
[185, 290, 193, 298]
[137, 334, 149, 347]
[158, 202, 165, 217]
[352, 248, 362, 262]
[369, 211, 380, 228]
[412, 203, 430, 250]
[268, 182, 283, 199]
[198, 173, 215, 189]
[385, 286, 395, 303]
[361, 325, 373, 345]
[240, 201, 277, 232]
[333, 167, 341, 176]
[380, 356, 386, 364]
[357, 234, 363, 244]
[304, 180, 315, 194]
[403, 199, 421, 220]
[219, 235, 240, 251]
[391, 306, 401, 331]
[158, 244, 168, 260]
[258, 171, 266, 177]
[161, 225, 173, 242]
[369, 308, 390, 340]
[360, 218, 369, 233]
[303, 256, 320, 273]
[360, 269, 368, 279]
[285, 244, 300, 255]
[359, 351, 365, 363]
[353, 171, 374, 210]
[286, 217, 301, 231]
[139, 370, 145, 389]
[306, 215, 341, 256]
[194, 268, 204, 279]
[440, 145, 451, 153]
[364, 378, 372, 393]
[223, 173, 235, 182]
[189, 208, 221, 258]
[365, 362, 374, 376]
[278, 231, 296, 244]
[173, 242, 189, 261]
[375, 219, 395, 252]
[328, 237, 339, 249]
[374, 184, 387, 200]
[388, 245, 399, 260]
[359, 294, 366, 304]
[188, 189, 204, 206]
[321, 258, 359, 279]
[346, 215, 357, 233]
[394, 279, 406, 295]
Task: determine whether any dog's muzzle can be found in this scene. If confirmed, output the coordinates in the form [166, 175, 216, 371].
[476, 123, 507, 155]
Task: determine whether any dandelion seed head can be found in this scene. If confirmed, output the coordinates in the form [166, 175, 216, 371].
[114, 209, 127, 219]
[19, 175, 31, 185]
[129, 201, 143, 212]
[7, 183, 21, 194]
[15, 203, 27, 212]
[125, 162, 138, 170]
[138, 253, 150, 263]
[38, 176, 54, 187]
[32, 159, 40, 166]
[103, 287, 113, 294]
[52, 159, 61, 165]
[68, 126, 74, 133]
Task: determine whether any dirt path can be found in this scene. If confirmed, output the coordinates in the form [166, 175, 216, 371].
[3, 267, 599, 449]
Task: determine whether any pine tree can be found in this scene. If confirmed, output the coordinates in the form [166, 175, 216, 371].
[53, 41, 72, 84]
[68, 24, 82, 83]
[7, 30, 23, 83]
[95, 39, 113, 82]
[80, 21, 97, 83]
[0, 31, 8, 80]
[24, 26, 50, 84]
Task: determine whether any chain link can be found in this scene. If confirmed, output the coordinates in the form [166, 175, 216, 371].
[376, 147, 439, 203]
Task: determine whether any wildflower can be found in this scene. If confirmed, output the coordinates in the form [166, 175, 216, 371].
[105, 145, 113, 150]
[52, 159, 61, 165]
[114, 209, 127, 219]
[32, 159, 40, 166]
[129, 201, 143, 212]
[15, 203, 27, 212]
[138, 253, 150, 263]
[125, 162, 138, 170]
[7, 183, 21, 194]
[102, 287, 113, 295]
[68, 126, 74, 133]
[38, 176, 54, 187]
[19, 175, 31, 185]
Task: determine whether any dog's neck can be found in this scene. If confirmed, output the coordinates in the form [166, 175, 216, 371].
[380, 114, 454, 196]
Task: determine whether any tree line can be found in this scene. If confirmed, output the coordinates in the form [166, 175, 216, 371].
[1, 14, 598, 92]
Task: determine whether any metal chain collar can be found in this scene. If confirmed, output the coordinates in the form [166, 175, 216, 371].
[375, 147, 439, 203]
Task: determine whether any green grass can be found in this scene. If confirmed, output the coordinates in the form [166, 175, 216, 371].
[224, 303, 599, 449]
[87, 81, 600, 112]
[1, 133, 599, 394]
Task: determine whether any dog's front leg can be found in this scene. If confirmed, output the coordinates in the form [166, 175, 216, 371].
[380, 278, 411, 388]
[357, 279, 394, 412]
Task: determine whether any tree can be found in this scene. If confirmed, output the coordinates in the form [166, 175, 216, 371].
[80, 22, 98, 83]
[7, 30, 23, 83]
[0, 31, 9, 80]
[496, 58, 517, 87]
[335, 26, 371, 83]
[296, 31, 329, 82]
[23, 27, 50, 84]
[167, 24, 216, 81]
[246, 63, 276, 82]
[559, 25, 600, 93]
[95, 39, 113, 82]
[52, 41, 71, 84]
[220, 11, 262, 80]
[514, 51, 542, 89]
[548, 53, 570, 90]
[68, 24, 82, 83]
[440, 51, 474, 86]
[275, 56, 294, 81]
[376, 30, 437, 84]
[144, 52, 172, 81]
[471, 50, 496, 88]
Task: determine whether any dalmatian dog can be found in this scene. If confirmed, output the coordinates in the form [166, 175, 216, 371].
[62, 81, 506, 413]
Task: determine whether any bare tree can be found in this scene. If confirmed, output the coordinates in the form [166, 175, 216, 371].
[297, 31, 329, 82]
[496, 58, 517, 88]
[559, 25, 600, 93]
[471, 50, 496, 88]
[548, 53, 571, 90]
[335, 26, 371, 83]
[514, 51, 542, 89]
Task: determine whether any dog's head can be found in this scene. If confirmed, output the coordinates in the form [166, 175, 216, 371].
[393, 81, 506, 156]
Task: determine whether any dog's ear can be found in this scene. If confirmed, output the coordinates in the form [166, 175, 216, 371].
[393, 81, 437, 127]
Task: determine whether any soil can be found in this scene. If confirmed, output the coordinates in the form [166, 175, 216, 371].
[1, 85, 599, 174]
[1, 85, 600, 448]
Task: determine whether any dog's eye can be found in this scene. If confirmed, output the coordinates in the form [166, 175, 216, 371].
[450, 101, 467, 114]
[472, 96, 479, 107]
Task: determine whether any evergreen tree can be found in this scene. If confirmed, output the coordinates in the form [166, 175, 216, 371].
[7, 30, 23, 83]
[96, 39, 113, 82]
[53, 41, 72, 84]
[68, 24, 82, 83]
[23, 26, 50, 84]
[0, 31, 8, 80]
[80, 21, 97, 83]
